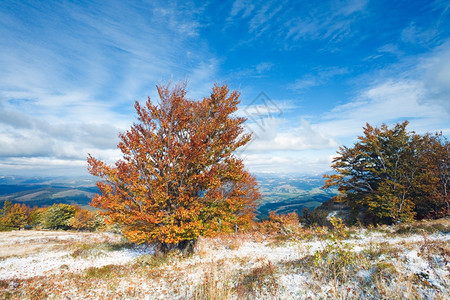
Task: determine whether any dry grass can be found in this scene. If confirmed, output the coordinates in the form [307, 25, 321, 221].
[0, 218, 449, 299]
[393, 218, 450, 235]
[0, 230, 122, 259]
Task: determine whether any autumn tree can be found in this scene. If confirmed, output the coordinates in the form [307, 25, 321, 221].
[0, 201, 29, 230]
[410, 133, 449, 218]
[324, 121, 449, 224]
[70, 209, 102, 231]
[88, 83, 259, 253]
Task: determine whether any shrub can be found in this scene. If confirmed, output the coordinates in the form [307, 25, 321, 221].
[84, 264, 125, 279]
[257, 212, 299, 235]
[300, 206, 330, 227]
[313, 217, 358, 293]
[29, 207, 47, 229]
[70, 209, 101, 231]
[0, 202, 29, 230]
[43, 204, 77, 230]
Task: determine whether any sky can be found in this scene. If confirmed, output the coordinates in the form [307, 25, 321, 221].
[0, 0, 449, 177]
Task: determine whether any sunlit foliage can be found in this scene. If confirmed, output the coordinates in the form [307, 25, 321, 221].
[88, 83, 259, 252]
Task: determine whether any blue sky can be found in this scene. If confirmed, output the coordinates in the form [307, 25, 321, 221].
[0, 0, 449, 176]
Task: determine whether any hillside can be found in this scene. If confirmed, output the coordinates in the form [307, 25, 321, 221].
[0, 175, 337, 218]
[255, 174, 338, 219]
[0, 176, 98, 209]
[0, 218, 448, 299]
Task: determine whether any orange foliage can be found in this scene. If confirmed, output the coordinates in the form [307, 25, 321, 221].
[88, 83, 260, 248]
[257, 212, 300, 235]
[1, 202, 29, 229]
[70, 209, 99, 231]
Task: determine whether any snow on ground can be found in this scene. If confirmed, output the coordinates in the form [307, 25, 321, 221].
[0, 230, 120, 258]
[0, 231, 320, 282]
[0, 223, 449, 299]
[0, 231, 153, 280]
[0, 230, 447, 281]
[0, 246, 152, 280]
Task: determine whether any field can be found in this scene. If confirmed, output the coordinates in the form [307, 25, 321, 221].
[0, 218, 449, 299]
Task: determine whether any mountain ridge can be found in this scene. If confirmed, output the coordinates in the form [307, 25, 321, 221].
[0, 174, 337, 217]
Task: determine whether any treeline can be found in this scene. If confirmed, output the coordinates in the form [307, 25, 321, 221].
[0, 201, 104, 231]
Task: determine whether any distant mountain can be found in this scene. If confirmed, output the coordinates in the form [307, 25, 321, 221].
[0, 176, 98, 208]
[0, 174, 338, 217]
[254, 173, 338, 219]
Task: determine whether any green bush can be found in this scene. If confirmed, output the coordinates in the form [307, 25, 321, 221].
[29, 207, 47, 229]
[43, 204, 76, 230]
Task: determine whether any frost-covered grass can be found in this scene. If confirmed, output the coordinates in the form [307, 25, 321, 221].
[0, 219, 449, 299]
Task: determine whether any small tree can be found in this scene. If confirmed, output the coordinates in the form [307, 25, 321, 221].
[70, 209, 101, 231]
[88, 83, 259, 253]
[29, 207, 47, 229]
[43, 204, 77, 230]
[411, 133, 449, 218]
[0, 202, 29, 230]
[324, 121, 449, 224]
[0, 200, 13, 216]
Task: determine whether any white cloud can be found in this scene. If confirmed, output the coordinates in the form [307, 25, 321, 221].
[231, 62, 275, 79]
[316, 43, 450, 140]
[244, 118, 337, 151]
[286, 0, 368, 42]
[239, 150, 334, 174]
[0, 103, 122, 160]
[316, 79, 449, 140]
[226, 0, 368, 47]
[184, 59, 221, 99]
[248, 1, 285, 35]
[240, 41, 450, 174]
[378, 44, 403, 56]
[229, 0, 255, 18]
[227, 0, 286, 35]
[0, 157, 88, 176]
[289, 77, 319, 91]
[289, 67, 348, 91]
[419, 42, 450, 111]
[255, 62, 274, 73]
[401, 22, 437, 46]
[0, 1, 220, 175]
